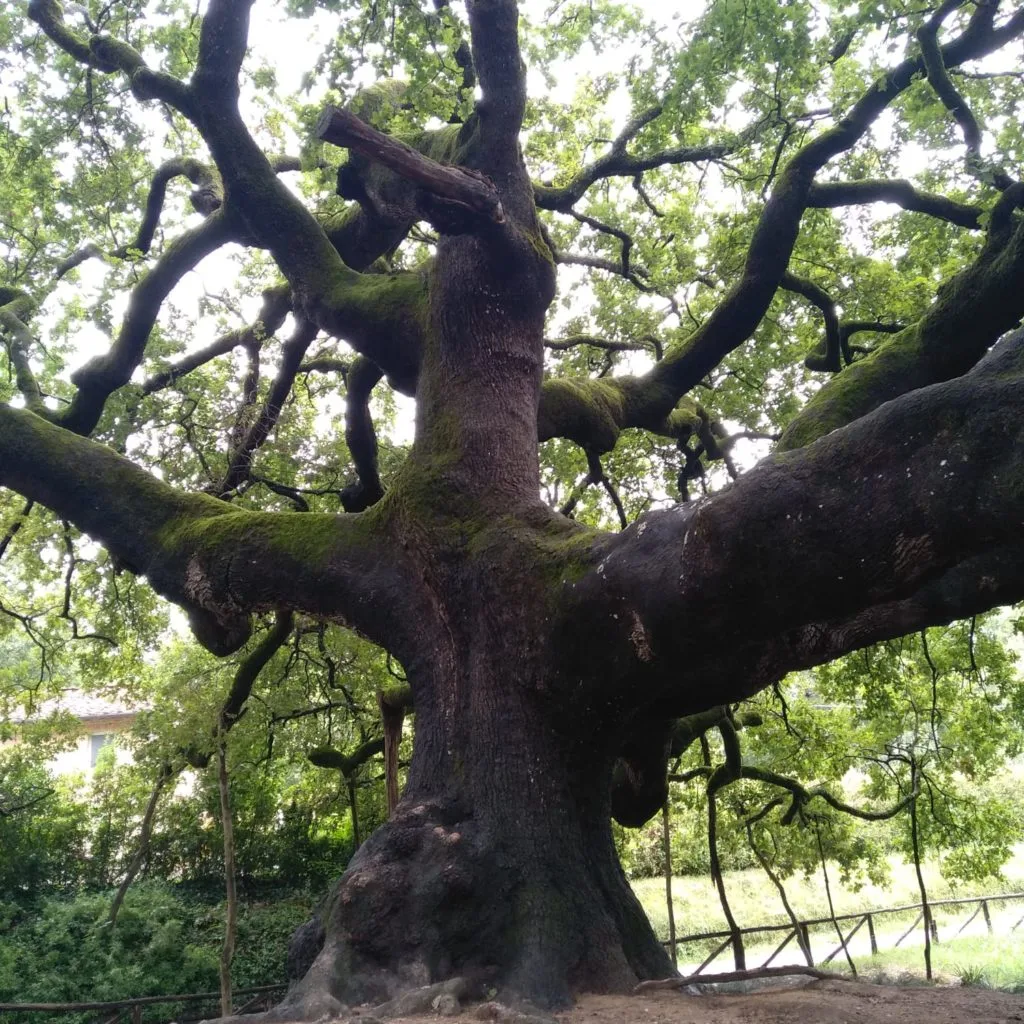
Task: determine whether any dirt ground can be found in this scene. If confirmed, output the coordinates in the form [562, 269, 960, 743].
[559, 980, 1024, 1024]
[378, 978, 1024, 1024]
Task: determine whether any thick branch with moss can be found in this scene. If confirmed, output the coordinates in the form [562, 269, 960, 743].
[317, 107, 504, 227]
[779, 212, 1024, 450]
[586, 9, 1024, 434]
[27, 0, 194, 113]
[577, 327, 1024, 714]
[807, 179, 983, 229]
[0, 405, 418, 655]
[59, 213, 235, 435]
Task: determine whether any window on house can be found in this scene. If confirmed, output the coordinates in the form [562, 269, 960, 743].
[90, 733, 112, 767]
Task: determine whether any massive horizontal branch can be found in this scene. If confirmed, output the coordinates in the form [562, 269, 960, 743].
[573, 327, 1024, 713]
[0, 405, 420, 656]
[759, 541, 1024, 685]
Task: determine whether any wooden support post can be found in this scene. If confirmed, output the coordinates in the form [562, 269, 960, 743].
[761, 927, 796, 969]
[895, 910, 923, 948]
[867, 913, 878, 955]
[956, 903, 983, 937]
[822, 914, 867, 966]
[800, 923, 814, 965]
[378, 690, 406, 817]
[693, 936, 733, 976]
[662, 801, 677, 968]
[982, 900, 993, 933]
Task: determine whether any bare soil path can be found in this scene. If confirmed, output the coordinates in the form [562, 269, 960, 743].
[560, 982, 1024, 1024]
[374, 980, 1024, 1024]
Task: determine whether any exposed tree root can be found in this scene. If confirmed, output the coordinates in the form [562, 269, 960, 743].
[199, 976, 562, 1024]
[634, 964, 847, 993]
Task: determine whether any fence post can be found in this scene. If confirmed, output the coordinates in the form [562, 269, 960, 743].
[867, 914, 878, 955]
[131, 1007, 142, 1024]
[982, 900, 993, 934]
[800, 923, 813, 966]
[662, 801, 677, 968]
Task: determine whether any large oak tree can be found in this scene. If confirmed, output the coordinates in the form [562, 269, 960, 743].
[2, 0, 1024, 1015]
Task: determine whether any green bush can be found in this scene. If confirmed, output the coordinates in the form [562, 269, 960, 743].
[0, 753, 91, 903]
[0, 881, 313, 1022]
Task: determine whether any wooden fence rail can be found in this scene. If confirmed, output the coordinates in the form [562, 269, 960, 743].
[0, 982, 287, 1022]
[662, 890, 1024, 977]
[3, 892, 1022, 1014]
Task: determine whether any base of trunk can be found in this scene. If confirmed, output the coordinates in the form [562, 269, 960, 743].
[225, 796, 673, 1022]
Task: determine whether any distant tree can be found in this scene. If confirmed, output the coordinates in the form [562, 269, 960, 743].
[3, 0, 1024, 1013]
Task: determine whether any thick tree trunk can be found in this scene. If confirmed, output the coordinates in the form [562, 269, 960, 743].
[278, 619, 673, 1017]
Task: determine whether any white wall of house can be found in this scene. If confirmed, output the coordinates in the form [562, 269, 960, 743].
[48, 713, 136, 777]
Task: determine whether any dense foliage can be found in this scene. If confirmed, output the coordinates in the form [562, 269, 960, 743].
[0, 881, 310, 1021]
[2, 0, 1024, 1008]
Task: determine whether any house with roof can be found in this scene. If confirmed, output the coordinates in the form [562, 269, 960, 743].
[10, 691, 138, 776]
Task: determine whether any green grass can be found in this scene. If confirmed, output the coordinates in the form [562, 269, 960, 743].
[632, 845, 1024, 991]
[633, 843, 1024, 943]
[850, 932, 1024, 991]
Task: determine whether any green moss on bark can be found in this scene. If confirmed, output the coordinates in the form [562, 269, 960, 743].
[779, 323, 927, 451]
[328, 267, 430, 342]
[538, 379, 627, 451]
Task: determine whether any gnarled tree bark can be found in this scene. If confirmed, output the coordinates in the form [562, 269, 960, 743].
[7, 0, 1024, 1018]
